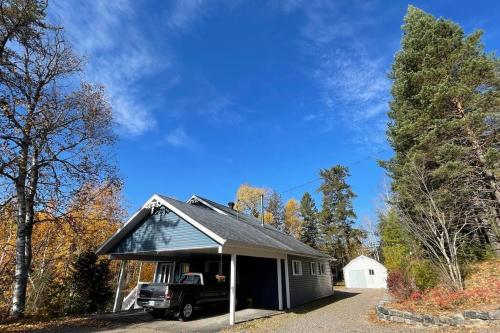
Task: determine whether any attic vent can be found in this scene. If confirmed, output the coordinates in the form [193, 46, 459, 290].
[227, 202, 235, 210]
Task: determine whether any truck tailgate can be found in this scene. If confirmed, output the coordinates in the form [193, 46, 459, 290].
[138, 283, 167, 299]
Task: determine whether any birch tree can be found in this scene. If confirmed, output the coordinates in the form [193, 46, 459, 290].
[396, 158, 481, 290]
[0, 2, 116, 317]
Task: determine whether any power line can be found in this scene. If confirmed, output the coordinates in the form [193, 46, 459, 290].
[277, 147, 391, 195]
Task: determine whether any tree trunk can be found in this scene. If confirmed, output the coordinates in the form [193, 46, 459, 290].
[25, 222, 33, 272]
[11, 187, 28, 318]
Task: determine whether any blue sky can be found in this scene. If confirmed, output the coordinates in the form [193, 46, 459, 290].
[48, 0, 500, 228]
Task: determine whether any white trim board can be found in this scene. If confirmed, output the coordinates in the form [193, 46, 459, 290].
[187, 195, 228, 216]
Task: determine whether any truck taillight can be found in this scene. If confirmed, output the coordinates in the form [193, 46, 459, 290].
[165, 290, 171, 300]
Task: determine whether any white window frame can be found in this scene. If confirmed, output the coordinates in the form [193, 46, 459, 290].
[292, 260, 302, 276]
[310, 262, 319, 276]
[319, 262, 326, 275]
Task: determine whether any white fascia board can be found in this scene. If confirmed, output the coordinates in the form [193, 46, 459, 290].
[220, 243, 286, 259]
[108, 245, 221, 259]
[187, 195, 228, 216]
[153, 194, 226, 245]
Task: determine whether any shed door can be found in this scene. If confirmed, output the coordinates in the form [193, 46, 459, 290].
[349, 270, 367, 288]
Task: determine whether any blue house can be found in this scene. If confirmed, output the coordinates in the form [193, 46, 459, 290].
[97, 194, 334, 325]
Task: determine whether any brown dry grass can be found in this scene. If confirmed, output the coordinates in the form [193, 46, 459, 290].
[0, 316, 117, 333]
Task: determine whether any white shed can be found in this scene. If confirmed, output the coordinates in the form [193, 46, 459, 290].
[343, 255, 387, 288]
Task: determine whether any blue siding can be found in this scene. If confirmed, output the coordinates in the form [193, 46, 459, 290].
[288, 255, 333, 307]
[111, 210, 218, 253]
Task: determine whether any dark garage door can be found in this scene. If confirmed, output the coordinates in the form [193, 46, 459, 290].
[236, 256, 279, 309]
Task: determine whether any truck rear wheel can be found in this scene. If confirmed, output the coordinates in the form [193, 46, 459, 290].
[179, 299, 195, 321]
[149, 309, 165, 319]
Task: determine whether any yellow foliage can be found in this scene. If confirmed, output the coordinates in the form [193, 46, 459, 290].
[0, 182, 127, 315]
[284, 199, 302, 239]
[234, 183, 268, 218]
[263, 211, 274, 224]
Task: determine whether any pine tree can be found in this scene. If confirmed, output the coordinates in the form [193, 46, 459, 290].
[384, 6, 500, 262]
[317, 165, 361, 274]
[299, 192, 319, 248]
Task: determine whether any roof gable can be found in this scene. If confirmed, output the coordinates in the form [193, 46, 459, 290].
[110, 207, 218, 254]
[343, 255, 386, 271]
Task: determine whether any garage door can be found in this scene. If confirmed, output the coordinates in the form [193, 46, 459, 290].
[349, 270, 367, 288]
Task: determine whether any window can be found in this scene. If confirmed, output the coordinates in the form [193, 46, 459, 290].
[180, 263, 190, 274]
[319, 263, 326, 275]
[292, 260, 303, 276]
[369, 269, 375, 276]
[179, 274, 202, 285]
[310, 262, 319, 275]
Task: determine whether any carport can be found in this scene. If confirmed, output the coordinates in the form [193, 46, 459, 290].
[108, 247, 287, 325]
[97, 194, 329, 326]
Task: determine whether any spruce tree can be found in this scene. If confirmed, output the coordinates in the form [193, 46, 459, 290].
[68, 251, 113, 314]
[299, 192, 319, 248]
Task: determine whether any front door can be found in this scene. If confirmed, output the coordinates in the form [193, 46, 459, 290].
[155, 262, 174, 283]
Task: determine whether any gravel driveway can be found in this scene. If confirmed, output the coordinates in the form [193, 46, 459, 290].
[225, 288, 418, 333]
[224, 288, 498, 333]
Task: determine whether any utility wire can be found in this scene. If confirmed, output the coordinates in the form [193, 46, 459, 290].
[277, 147, 391, 195]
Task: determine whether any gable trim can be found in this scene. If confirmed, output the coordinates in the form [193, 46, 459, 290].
[187, 195, 228, 216]
[97, 194, 226, 255]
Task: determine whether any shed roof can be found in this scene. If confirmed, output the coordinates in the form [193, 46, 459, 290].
[342, 255, 386, 271]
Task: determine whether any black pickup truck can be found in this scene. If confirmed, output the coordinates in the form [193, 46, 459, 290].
[137, 272, 228, 320]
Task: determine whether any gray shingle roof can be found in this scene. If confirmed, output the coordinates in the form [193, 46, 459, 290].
[160, 195, 329, 258]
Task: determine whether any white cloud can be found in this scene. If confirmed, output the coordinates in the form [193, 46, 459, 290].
[48, 1, 172, 136]
[168, 0, 208, 32]
[279, 0, 390, 146]
[315, 48, 390, 122]
[165, 127, 202, 152]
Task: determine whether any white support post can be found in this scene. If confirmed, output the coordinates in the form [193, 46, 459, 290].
[113, 260, 128, 312]
[277, 258, 283, 310]
[229, 254, 237, 325]
[153, 261, 158, 282]
[137, 261, 143, 283]
[284, 255, 291, 309]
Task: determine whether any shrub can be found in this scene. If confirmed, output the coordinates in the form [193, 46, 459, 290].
[387, 270, 414, 300]
[67, 251, 113, 314]
[410, 290, 423, 301]
[411, 260, 439, 291]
